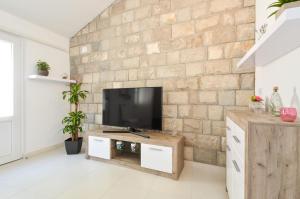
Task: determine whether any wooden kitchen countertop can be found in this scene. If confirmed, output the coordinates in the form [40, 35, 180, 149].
[227, 111, 300, 131]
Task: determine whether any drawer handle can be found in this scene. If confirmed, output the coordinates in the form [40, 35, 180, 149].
[232, 160, 240, 173]
[94, 139, 104, 142]
[226, 126, 231, 131]
[226, 145, 231, 151]
[233, 135, 240, 144]
[149, 147, 163, 152]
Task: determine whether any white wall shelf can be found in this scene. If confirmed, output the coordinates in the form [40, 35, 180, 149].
[28, 75, 76, 84]
[238, 7, 300, 68]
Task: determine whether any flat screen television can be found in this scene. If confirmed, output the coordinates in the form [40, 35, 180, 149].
[102, 87, 162, 131]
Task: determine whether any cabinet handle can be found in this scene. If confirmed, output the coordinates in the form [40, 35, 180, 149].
[232, 160, 240, 173]
[149, 147, 163, 152]
[226, 145, 231, 151]
[233, 135, 240, 143]
[94, 139, 104, 142]
[226, 126, 231, 131]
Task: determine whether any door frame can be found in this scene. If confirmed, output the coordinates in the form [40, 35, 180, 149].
[0, 30, 24, 164]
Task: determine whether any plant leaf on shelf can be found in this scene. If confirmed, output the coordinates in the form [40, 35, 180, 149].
[267, 0, 300, 18]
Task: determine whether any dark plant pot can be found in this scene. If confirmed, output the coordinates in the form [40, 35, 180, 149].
[64, 137, 83, 155]
[38, 69, 49, 76]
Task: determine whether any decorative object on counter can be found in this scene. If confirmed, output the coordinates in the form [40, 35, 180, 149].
[291, 87, 300, 113]
[256, 23, 268, 40]
[36, 60, 50, 76]
[280, 107, 297, 122]
[249, 95, 265, 112]
[270, 86, 283, 117]
[116, 141, 125, 152]
[130, 142, 139, 153]
[62, 83, 88, 155]
[268, 0, 300, 18]
[61, 73, 68, 79]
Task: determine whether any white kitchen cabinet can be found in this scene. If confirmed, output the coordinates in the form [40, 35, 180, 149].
[226, 117, 245, 199]
[227, 111, 300, 199]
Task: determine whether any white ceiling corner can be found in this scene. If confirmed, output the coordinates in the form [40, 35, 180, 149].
[0, 0, 115, 37]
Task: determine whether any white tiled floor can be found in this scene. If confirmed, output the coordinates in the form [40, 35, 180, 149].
[0, 148, 228, 199]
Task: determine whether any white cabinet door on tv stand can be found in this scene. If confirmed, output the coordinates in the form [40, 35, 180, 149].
[88, 136, 111, 160]
[141, 143, 173, 173]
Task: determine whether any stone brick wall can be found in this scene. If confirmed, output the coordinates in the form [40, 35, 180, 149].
[70, 0, 255, 166]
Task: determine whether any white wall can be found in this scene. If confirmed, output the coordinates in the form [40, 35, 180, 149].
[23, 40, 70, 154]
[255, 0, 300, 114]
[0, 9, 71, 154]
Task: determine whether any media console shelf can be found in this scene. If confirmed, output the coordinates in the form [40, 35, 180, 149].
[85, 130, 184, 180]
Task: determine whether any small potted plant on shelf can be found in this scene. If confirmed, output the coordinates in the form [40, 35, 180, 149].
[36, 60, 50, 76]
[62, 83, 88, 154]
[268, 0, 300, 18]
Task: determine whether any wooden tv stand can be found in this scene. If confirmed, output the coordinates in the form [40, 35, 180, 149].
[85, 129, 184, 179]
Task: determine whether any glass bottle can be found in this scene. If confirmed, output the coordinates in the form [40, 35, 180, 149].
[290, 87, 300, 111]
[270, 86, 283, 116]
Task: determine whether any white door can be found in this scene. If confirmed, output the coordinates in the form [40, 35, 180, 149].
[0, 31, 22, 165]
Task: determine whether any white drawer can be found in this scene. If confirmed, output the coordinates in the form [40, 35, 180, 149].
[226, 122, 233, 153]
[88, 136, 111, 160]
[226, 117, 245, 161]
[226, 117, 245, 199]
[141, 143, 172, 173]
[232, 124, 245, 157]
[231, 149, 245, 199]
[226, 141, 233, 198]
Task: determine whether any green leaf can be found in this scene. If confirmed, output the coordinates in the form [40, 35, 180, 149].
[36, 60, 50, 71]
[268, 10, 279, 18]
[62, 83, 89, 104]
[267, 0, 291, 18]
[268, 3, 283, 8]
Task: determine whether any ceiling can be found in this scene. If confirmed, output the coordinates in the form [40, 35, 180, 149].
[0, 0, 114, 37]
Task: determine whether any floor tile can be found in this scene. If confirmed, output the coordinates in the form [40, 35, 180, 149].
[0, 147, 228, 199]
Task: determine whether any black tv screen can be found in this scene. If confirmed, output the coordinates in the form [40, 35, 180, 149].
[102, 87, 162, 131]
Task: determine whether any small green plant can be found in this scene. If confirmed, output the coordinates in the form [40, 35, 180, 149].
[268, 0, 300, 18]
[62, 83, 88, 141]
[36, 60, 50, 71]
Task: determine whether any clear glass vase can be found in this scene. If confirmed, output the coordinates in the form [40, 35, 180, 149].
[249, 101, 265, 113]
[270, 86, 283, 117]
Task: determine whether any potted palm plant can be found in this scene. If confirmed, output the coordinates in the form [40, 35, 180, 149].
[268, 0, 300, 18]
[62, 83, 88, 154]
[36, 60, 50, 76]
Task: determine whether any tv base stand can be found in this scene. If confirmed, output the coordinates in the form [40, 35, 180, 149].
[85, 130, 184, 179]
[103, 128, 150, 139]
[129, 131, 150, 139]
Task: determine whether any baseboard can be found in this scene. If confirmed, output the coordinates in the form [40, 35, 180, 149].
[23, 143, 64, 158]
